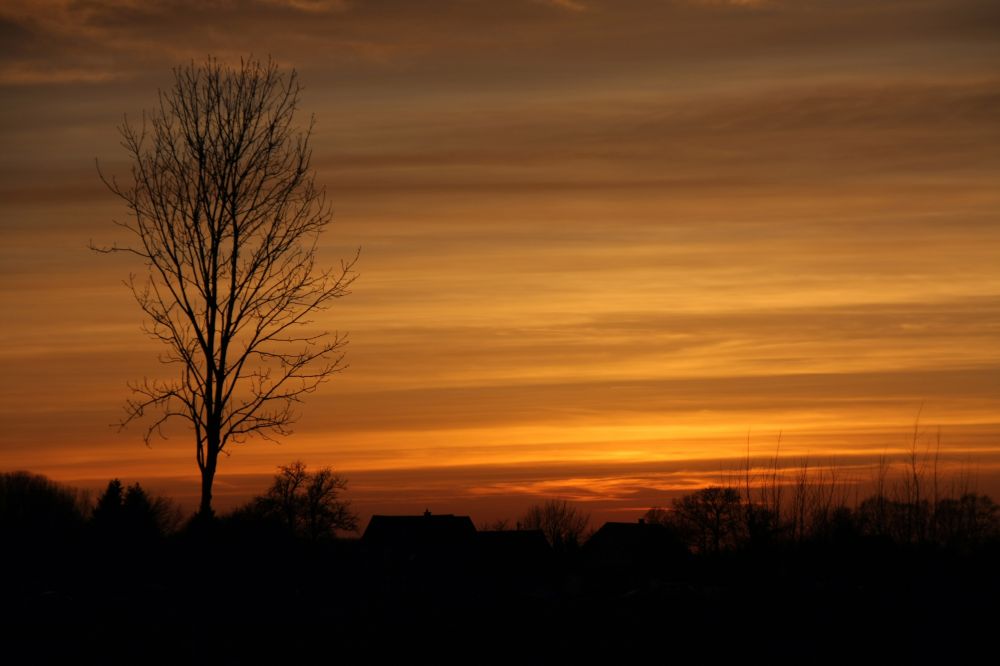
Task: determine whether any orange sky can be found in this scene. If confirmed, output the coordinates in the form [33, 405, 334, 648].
[1, 0, 999, 525]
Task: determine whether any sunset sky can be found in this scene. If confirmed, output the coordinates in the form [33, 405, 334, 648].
[2, 0, 998, 525]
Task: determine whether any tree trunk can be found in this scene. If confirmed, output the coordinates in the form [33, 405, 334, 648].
[199, 463, 216, 518]
[199, 433, 220, 518]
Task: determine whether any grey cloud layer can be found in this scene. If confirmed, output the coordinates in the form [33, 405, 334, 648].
[2, 1, 998, 85]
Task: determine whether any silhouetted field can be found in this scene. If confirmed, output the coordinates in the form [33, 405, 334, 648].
[2, 470, 997, 663]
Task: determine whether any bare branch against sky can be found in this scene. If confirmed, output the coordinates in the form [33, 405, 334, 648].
[93, 57, 357, 516]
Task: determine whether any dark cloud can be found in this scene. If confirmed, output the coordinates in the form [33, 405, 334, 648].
[1, 0, 998, 85]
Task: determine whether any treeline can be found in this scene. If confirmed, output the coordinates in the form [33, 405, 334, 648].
[483, 453, 1000, 554]
[3, 461, 999, 555]
[643, 481, 1000, 555]
[643, 437, 999, 553]
[2, 463, 999, 661]
[0, 461, 356, 548]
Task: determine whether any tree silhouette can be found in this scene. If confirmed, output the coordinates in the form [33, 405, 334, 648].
[0, 471, 87, 541]
[91, 479, 180, 539]
[94, 56, 357, 517]
[91, 479, 125, 529]
[250, 461, 358, 540]
[520, 499, 590, 550]
[671, 486, 744, 554]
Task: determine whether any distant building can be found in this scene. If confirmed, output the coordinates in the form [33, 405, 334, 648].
[583, 519, 688, 573]
[362, 510, 477, 568]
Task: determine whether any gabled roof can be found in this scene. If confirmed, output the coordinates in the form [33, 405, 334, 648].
[362, 512, 476, 547]
[584, 520, 686, 558]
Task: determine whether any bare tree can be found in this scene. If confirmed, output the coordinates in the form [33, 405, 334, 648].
[478, 518, 511, 531]
[94, 56, 357, 517]
[671, 486, 744, 554]
[252, 461, 358, 540]
[520, 499, 590, 549]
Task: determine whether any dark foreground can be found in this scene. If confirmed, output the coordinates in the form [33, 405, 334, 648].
[4, 526, 998, 664]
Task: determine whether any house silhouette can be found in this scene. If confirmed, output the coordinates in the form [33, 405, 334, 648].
[362, 510, 477, 565]
[583, 519, 688, 571]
